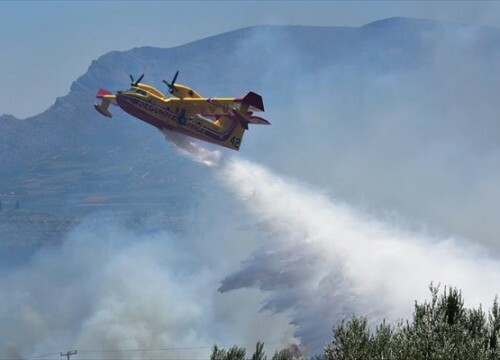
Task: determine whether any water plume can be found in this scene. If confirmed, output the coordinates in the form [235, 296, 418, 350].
[217, 158, 500, 353]
[162, 129, 222, 167]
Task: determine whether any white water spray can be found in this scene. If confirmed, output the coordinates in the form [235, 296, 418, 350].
[162, 129, 222, 167]
[215, 158, 500, 353]
[126, 137, 500, 352]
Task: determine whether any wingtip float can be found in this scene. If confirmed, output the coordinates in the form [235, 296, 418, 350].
[94, 71, 270, 151]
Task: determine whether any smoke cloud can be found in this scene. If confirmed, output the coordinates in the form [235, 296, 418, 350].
[0, 213, 295, 359]
[241, 22, 500, 250]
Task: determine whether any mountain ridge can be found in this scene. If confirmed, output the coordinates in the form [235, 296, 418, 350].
[2, 17, 500, 243]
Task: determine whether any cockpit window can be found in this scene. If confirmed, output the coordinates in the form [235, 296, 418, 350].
[128, 87, 147, 96]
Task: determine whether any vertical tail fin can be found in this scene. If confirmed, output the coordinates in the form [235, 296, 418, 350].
[240, 91, 265, 113]
[213, 92, 269, 151]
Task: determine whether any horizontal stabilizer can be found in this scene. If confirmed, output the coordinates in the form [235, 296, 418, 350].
[248, 116, 270, 125]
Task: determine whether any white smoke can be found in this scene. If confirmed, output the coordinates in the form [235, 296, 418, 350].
[0, 215, 296, 358]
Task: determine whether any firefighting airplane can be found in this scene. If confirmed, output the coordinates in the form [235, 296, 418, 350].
[94, 71, 270, 150]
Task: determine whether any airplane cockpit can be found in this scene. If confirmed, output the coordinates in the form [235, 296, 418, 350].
[130, 88, 147, 96]
[127, 84, 166, 99]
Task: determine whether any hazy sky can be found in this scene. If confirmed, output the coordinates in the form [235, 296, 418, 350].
[1, 0, 500, 118]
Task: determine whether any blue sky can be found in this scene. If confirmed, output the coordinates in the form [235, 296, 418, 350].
[1, 0, 499, 118]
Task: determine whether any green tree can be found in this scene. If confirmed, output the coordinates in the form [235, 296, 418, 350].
[271, 348, 294, 360]
[211, 345, 227, 360]
[252, 341, 267, 360]
[326, 316, 371, 360]
[211, 342, 268, 360]
[226, 346, 246, 360]
[326, 284, 500, 360]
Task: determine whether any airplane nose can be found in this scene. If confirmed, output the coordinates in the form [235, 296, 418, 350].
[115, 92, 128, 102]
[115, 92, 125, 108]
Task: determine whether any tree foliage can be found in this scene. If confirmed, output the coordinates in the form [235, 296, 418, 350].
[210, 341, 304, 360]
[326, 285, 500, 360]
[212, 286, 500, 360]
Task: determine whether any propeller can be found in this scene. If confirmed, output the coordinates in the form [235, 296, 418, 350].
[162, 71, 179, 95]
[129, 73, 144, 87]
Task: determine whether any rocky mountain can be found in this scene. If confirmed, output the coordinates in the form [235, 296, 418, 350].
[2, 17, 500, 245]
[0, 18, 451, 168]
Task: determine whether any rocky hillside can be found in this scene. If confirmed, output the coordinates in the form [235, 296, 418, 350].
[2, 17, 500, 244]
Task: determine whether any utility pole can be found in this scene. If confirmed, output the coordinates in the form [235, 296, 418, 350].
[60, 350, 77, 360]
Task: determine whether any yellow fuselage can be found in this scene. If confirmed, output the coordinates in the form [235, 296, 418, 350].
[115, 85, 245, 150]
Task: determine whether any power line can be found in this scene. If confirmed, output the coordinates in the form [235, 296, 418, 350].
[0, 358, 214, 360]
[28, 341, 287, 360]
[34, 358, 211, 360]
[68, 343, 283, 354]
[32, 354, 61, 359]
[78, 347, 215, 354]
[22, 358, 212, 360]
